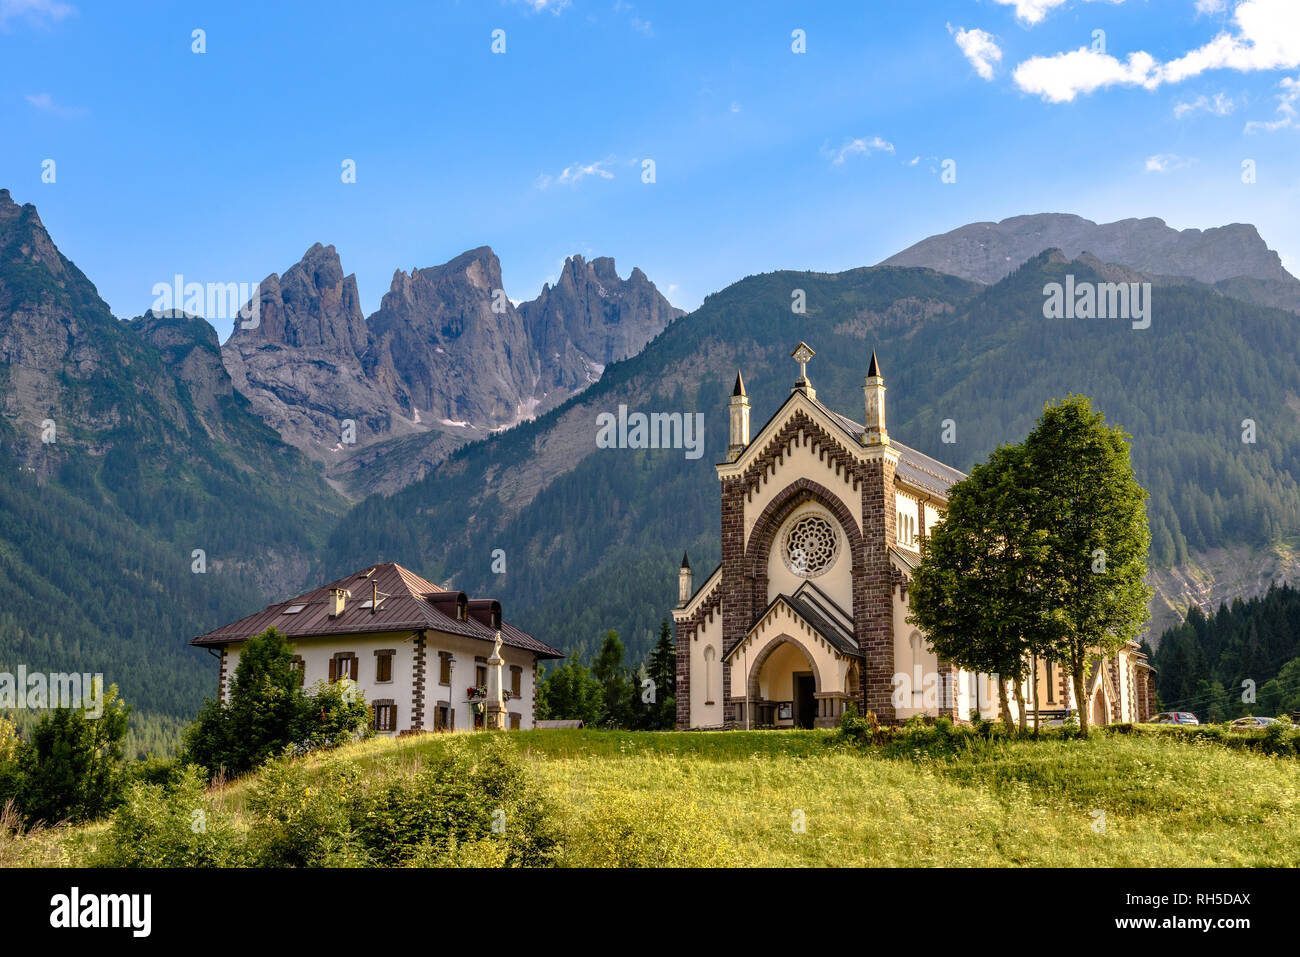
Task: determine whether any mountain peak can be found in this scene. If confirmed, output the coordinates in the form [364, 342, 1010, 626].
[881, 212, 1295, 289]
[226, 242, 367, 356]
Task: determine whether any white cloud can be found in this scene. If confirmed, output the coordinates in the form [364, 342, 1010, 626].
[992, 0, 1124, 27]
[948, 24, 1002, 81]
[1245, 75, 1299, 131]
[1013, 48, 1160, 103]
[536, 159, 615, 189]
[0, 0, 74, 27]
[1013, 0, 1300, 102]
[512, 0, 570, 14]
[1173, 91, 1235, 117]
[826, 136, 895, 165]
[1195, 0, 1228, 14]
[1144, 153, 1192, 172]
[24, 91, 85, 117]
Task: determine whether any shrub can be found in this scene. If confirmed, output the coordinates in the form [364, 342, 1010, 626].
[93, 766, 244, 867]
[246, 757, 369, 867]
[351, 737, 557, 867]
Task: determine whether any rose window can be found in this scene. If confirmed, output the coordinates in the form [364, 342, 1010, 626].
[782, 515, 839, 578]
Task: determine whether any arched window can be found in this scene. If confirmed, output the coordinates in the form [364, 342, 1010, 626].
[703, 645, 716, 705]
[908, 631, 924, 705]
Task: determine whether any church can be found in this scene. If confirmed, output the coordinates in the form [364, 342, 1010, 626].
[671, 344, 1156, 730]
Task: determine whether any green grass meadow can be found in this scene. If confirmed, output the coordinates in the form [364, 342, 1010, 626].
[9, 727, 1298, 867]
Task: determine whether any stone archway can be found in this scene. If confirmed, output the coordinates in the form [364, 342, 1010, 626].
[746, 633, 821, 728]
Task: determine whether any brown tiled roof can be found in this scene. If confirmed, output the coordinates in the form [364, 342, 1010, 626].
[190, 562, 563, 659]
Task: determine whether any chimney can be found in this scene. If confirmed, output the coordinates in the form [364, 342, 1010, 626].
[728, 371, 750, 461]
[678, 553, 693, 606]
[329, 587, 350, 617]
[863, 350, 888, 446]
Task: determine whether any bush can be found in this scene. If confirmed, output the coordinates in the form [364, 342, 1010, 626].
[246, 758, 369, 867]
[351, 737, 558, 867]
[93, 766, 244, 867]
[12, 684, 131, 825]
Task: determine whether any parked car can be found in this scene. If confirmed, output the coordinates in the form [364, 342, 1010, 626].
[1230, 716, 1283, 729]
[1152, 711, 1200, 725]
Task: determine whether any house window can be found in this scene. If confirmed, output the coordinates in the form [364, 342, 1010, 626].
[509, 712, 521, 731]
[438, 652, 452, 685]
[289, 656, 305, 688]
[510, 665, 522, 698]
[375, 649, 394, 683]
[373, 700, 397, 732]
[1046, 661, 1055, 703]
[475, 658, 487, 688]
[329, 653, 357, 683]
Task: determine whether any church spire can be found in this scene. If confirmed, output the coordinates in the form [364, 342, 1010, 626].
[863, 349, 888, 446]
[728, 369, 751, 461]
[677, 552, 693, 606]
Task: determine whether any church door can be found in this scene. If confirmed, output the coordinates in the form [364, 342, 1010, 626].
[794, 674, 816, 729]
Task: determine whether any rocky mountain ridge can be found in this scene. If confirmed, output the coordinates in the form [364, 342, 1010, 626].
[881, 212, 1300, 313]
[222, 243, 683, 495]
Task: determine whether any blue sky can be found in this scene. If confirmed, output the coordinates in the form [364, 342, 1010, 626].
[3, 0, 1298, 334]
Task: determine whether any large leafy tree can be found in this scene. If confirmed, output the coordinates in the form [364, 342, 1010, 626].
[908, 444, 1048, 731]
[910, 395, 1150, 738]
[1019, 395, 1151, 738]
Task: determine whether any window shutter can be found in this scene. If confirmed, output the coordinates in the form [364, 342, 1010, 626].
[390, 704, 398, 732]
[329, 658, 337, 683]
[349, 656, 358, 681]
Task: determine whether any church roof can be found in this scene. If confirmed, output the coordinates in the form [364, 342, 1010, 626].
[729, 581, 858, 661]
[190, 561, 563, 659]
[819, 407, 966, 496]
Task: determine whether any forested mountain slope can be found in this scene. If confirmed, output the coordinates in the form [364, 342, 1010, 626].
[325, 251, 1300, 664]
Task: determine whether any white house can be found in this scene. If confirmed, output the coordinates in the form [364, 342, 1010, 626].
[191, 562, 563, 733]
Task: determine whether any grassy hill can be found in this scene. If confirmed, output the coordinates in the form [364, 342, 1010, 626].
[10, 728, 1298, 868]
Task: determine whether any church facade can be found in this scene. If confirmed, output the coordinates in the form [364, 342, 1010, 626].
[671, 344, 1155, 730]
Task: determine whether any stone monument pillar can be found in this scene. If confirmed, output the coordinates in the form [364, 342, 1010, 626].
[485, 631, 507, 730]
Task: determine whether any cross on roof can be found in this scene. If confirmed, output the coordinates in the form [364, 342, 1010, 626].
[791, 341, 815, 380]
